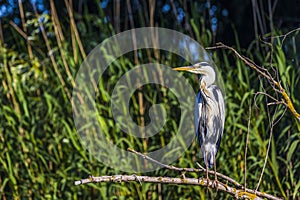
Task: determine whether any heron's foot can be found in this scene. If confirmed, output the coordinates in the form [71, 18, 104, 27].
[212, 176, 219, 191]
[205, 173, 210, 188]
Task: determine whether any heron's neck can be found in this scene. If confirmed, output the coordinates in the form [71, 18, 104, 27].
[199, 67, 215, 87]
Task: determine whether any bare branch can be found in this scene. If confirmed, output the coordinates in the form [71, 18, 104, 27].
[9, 21, 28, 39]
[206, 42, 300, 123]
[270, 27, 300, 48]
[75, 174, 281, 200]
[254, 92, 284, 106]
[75, 149, 283, 200]
[128, 148, 241, 187]
[256, 82, 275, 192]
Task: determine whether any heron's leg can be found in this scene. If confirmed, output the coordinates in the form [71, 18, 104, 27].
[213, 155, 219, 190]
[197, 169, 201, 183]
[206, 163, 209, 187]
[205, 152, 209, 188]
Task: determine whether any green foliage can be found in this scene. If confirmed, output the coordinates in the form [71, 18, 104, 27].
[0, 1, 300, 199]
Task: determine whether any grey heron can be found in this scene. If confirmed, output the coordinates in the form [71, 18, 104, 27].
[174, 62, 225, 186]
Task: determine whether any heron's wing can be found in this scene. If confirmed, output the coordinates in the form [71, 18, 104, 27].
[194, 90, 205, 148]
[210, 85, 225, 153]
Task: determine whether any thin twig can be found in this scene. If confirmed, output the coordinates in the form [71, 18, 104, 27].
[267, 101, 285, 106]
[206, 42, 300, 123]
[256, 70, 287, 198]
[255, 80, 274, 192]
[18, 0, 33, 59]
[9, 21, 27, 39]
[254, 92, 286, 107]
[63, 0, 86, 59]
[50, 0, 75, 88]
[272, 28, 300, 48]
[244, 99, 252, 191]
[128, 148, 241, 188]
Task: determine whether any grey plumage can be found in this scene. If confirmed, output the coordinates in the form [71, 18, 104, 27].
[174, 62, 225, 169]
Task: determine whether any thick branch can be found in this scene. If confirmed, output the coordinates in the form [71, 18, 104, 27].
[75, 173, 282, 200]
[75, 174, 268, 200]
[75, 149, 283, 200]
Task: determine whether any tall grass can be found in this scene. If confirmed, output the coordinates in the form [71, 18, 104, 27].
[0, 1, 299, 199]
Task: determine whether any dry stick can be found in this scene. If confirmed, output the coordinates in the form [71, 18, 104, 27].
[206, 42, 300, 123]
[9, 21, 27, 39]
[244, 99, 252, 191]
[49, 0, 85, 116]
[31, 3, 72, 101]
[2, 53, 21, 116]
[253, 83, 287, 196]
[149, 0, 155, 27]
[50, 0, 75, 88]
[50, 0, 65, 42]
[75, 149, 283, 200]
[76, 175, 264, 199]
[273, 106, 288, 127]
[128, 148, 242, 188]
[276, 27, 300, 49]
[254, 92, 286, 107]
[64, 0, 86, 59]
[63, 0, 99, 95]
[255, 79, 276, 192]
[254, 91, 284, 110]
[256, 78, 286, 198]
[129, 148, 280, 199]
[254, 91, 288, 125]
[257, 95, 288, 123]
[18, 0, 33, 59]
[6, 21, 25, 116]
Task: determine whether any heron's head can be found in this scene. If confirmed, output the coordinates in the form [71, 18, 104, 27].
[173, 62, 216, 86]
[173, 62, 213, 75]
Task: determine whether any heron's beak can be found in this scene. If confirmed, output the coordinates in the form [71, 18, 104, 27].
[173, 66, 194, 71]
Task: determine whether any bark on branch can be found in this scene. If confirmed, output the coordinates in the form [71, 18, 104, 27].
[75, 148, 283, 200]
[75, 174, 273, 200]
